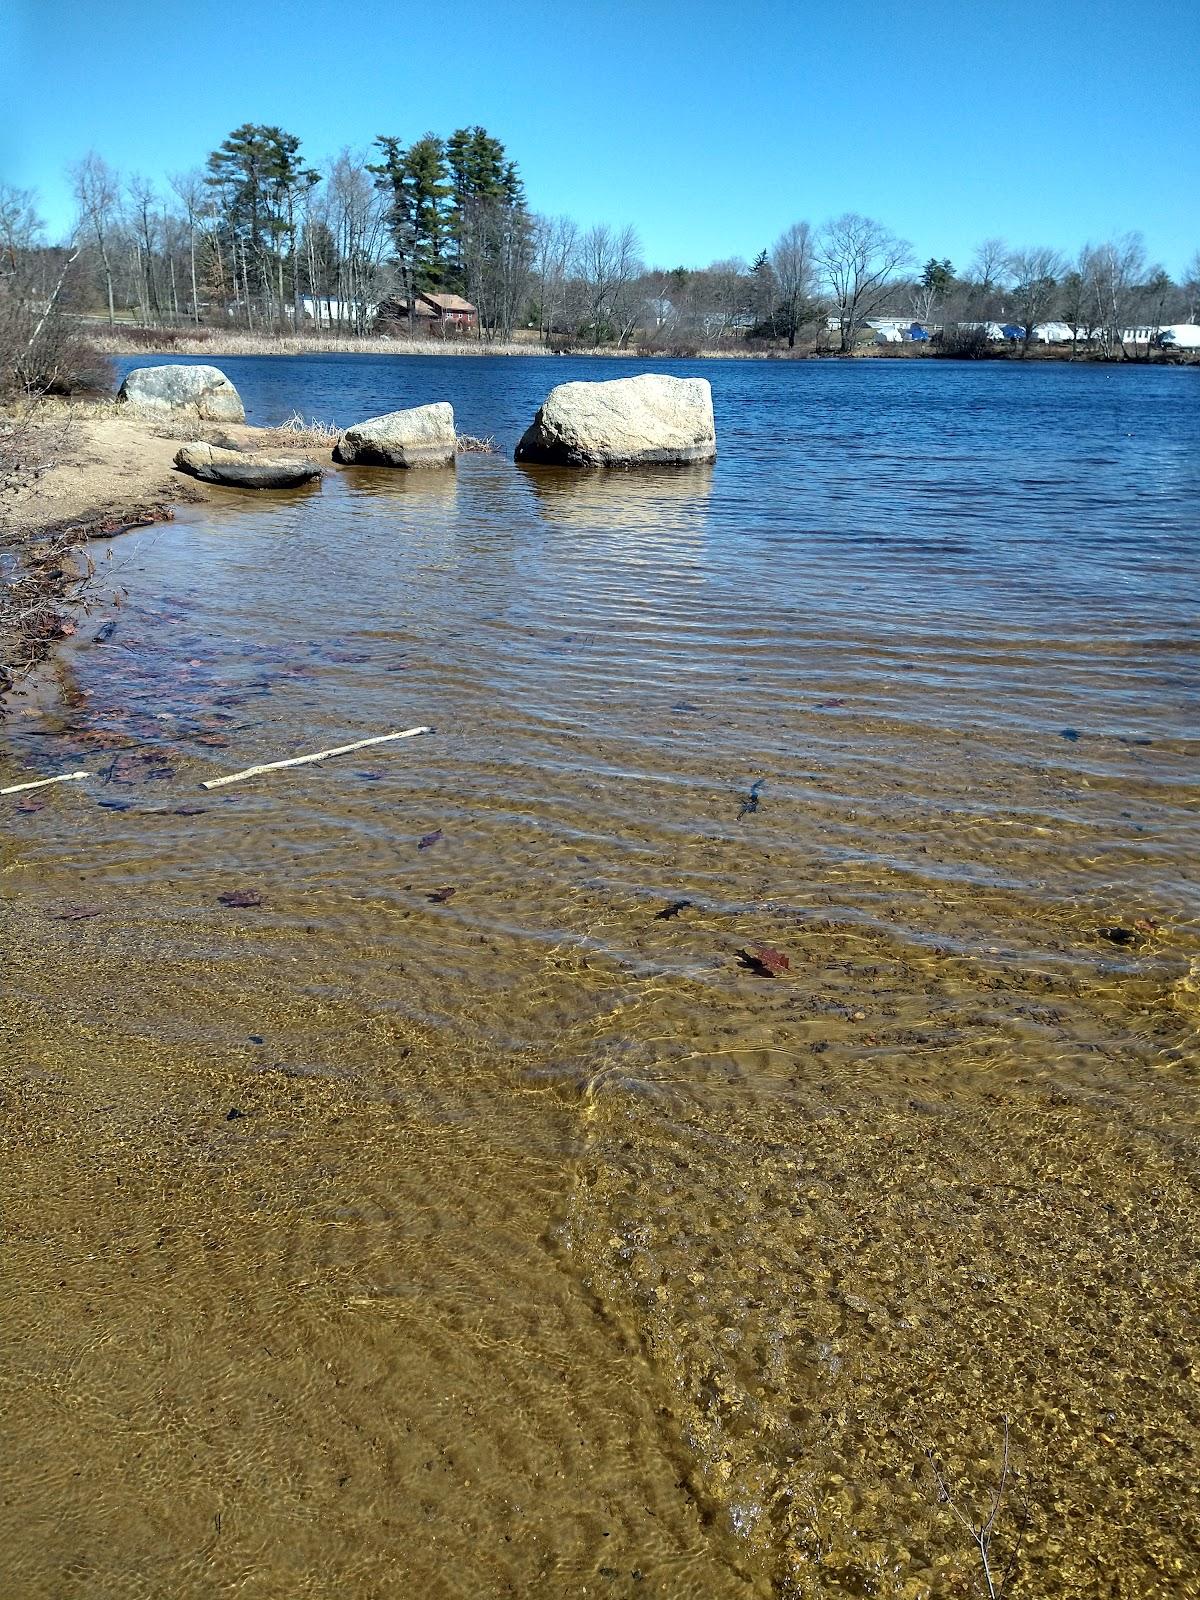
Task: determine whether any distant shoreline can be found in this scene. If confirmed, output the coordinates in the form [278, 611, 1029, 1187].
[86, 329, 1194, 367]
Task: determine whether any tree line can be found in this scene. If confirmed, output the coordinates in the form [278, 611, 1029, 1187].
[3, 121, 1199, 371]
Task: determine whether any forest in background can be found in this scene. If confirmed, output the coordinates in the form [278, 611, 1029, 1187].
[3, 120, 1199, 396]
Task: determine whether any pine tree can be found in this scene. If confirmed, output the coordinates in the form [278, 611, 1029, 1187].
[403, 136, 452, 289]
[205, 124, 318, 324]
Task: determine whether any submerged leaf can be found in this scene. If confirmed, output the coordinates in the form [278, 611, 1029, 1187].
[218, 888, 264, 908]
[418, 829, 443, 851]
[737, 944, 790, 978]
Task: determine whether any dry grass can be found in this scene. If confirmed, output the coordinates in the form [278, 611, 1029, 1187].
[87, 329, 846, 363]
[265, 411, 340, 449]
[89, 330, 558, 359]
[455, 434, 497, 454]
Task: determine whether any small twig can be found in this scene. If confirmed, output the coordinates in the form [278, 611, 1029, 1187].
[201, 726, 432, 789]
[925, 1416, 1015, 1600]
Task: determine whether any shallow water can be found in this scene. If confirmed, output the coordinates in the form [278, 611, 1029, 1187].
[2, 355, 1199, 1598]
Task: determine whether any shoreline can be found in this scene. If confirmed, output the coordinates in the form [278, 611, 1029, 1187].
[0, 404, 327, 702]
[85, 327, 1197, 365]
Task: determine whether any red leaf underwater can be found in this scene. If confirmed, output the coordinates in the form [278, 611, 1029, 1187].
[737, 944, 790, 978]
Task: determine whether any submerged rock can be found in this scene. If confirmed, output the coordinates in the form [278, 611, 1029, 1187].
[514, 373, 716, 467]
[118, 364, 245, 422]
[333, 402, 456, 468]
[173, 442, 321, 490]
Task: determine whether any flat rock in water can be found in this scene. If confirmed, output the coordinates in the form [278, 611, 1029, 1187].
[118, 364, 245, 422]
[333, 402, 456, 468]
[514, 373, 717, 467]
[174, 441, 322, 490]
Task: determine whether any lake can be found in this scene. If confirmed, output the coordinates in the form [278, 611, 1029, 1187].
[3, 354, 1199, 1598]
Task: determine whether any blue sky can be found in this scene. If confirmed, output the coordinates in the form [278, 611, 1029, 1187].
[3, 0, 1197, 275]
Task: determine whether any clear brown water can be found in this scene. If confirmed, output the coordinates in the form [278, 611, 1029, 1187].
[2, 356, 1199, 1598]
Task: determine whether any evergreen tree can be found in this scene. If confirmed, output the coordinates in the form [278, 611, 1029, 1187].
[445, 127, 524, 290]
[374, 127, 531, 327]
[205, 124, 318, 323]
[749, 249, 778, 335]
[920, 257, 955, 295]
[404, 135, 452, 288]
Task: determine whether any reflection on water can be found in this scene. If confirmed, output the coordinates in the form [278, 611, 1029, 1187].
[520, 460, 714, 527]
[338, 459, 461, 508]
[2, 357, 1199, 1599]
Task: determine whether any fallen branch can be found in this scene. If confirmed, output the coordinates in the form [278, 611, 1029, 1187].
[2, 769, 91, 795]
[201, 727, 432, 790]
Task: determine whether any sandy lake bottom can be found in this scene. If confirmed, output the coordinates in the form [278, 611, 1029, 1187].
[2, 355, 1198, 1597]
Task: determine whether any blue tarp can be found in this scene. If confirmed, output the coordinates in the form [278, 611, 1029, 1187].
[905, 323, 930, 341]
[1000, 324, 1023, 340]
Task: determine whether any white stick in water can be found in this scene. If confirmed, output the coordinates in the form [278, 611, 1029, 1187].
[201, 727, 432, 790]
[1, 769, 91, 795]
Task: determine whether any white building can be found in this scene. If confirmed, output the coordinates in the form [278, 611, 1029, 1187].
[295, 295, 378, 327]
[1118, 323, 1200, 349]
[1155, 323, 1200, 350]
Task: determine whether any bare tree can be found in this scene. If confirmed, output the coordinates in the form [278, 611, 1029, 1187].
[461, 195, 534, 342]
[970, 237, 1009, 295]
[817, 213, 913, 352]
[1183, 250, 1200, 324]
[1005, 245, 1064, 352]
[70, 153, 120, 325]
[1081, 233, 1148, 356]
[126, 174, 163, 324]
[575, 223, 642, 345]
[0, 186, 42, 269]
[531, 215, 578, 343]
[168, 170, 210, 324]
[697, 257, 751, 342]
[770, 221, 817, 348]
[318, 150, 392, 333]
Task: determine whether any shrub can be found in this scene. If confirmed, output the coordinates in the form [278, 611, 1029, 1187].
[118, 324, 215, 350]
[635, 335, 703, 358]
[1, 248, 113, 397]
[932, 324, 995, 359]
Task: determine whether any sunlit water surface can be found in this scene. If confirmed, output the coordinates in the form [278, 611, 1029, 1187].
[2, 355, 1199, 1598]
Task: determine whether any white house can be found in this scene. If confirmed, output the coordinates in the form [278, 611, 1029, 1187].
[1155, 323, 1200, 350]
[295, 295, 378, 327]
[1032, 321, 1075, 343]
[866, 317, 909, 341]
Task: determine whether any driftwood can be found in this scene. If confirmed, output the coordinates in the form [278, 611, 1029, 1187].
[2, 769, 91, 795]
[201, 727, 432, 790]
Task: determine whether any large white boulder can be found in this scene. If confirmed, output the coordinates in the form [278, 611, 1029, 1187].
[174, 441, 321, 489]
[333, 402, 456, 468]
[118, 364, 245, 422]
[514, 374, 716, 466]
